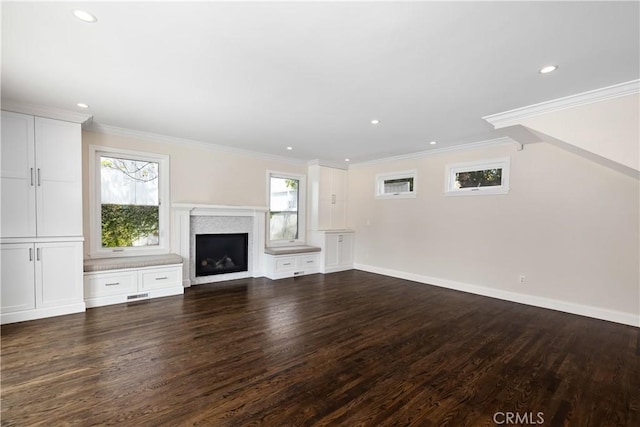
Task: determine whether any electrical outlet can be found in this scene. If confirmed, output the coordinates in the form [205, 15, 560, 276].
[519, 275, 526, 284]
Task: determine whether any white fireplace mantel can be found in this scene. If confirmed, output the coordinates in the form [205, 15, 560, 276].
[173, 203, 268, 217]
[171, 204, 268, 286]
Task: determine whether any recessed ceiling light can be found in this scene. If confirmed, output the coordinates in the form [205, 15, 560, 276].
[77, 103, 89, 109]
[286, 146, 293, 151]
[429, 141, 437, 145]
[370, 119, 380, 125]
[345, 158, 350, 162]
[539, 65, 558, 74]
[73, 10, 97, 23]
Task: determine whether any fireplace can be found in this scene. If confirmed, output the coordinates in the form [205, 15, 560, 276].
[195, 233, 249, 277]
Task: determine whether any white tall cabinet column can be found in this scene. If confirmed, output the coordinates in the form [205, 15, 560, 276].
[1, 108, 89, 324]
[307, 162, 355, 273]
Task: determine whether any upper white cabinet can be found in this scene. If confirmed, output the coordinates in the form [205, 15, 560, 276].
[308, 164, 348, 230]
[1, 112, 82, 238]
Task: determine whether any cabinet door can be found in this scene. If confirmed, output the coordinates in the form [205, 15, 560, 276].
[36, 242, 83, 308]
[331, 168, 347, 202]
[1, 112, 36, 237]
[325, 234, 340, 268]
[0, 243, 36, 313]
[34, 118, 82, 237]
[338, 233, 354, 266]
[330, 200, 346, 230]
[317, 198, 332, 230]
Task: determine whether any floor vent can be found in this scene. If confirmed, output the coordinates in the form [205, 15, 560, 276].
[127, 293, 150, 301]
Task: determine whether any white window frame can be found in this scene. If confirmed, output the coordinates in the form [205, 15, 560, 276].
[445, 157, 510, 196]
[89, 145, 170, 257]
[266, 170, 306, 246]
[375, 170, 417, 199]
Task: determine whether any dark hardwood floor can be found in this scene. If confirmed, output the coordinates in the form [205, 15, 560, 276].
[2, 270, 639, 426]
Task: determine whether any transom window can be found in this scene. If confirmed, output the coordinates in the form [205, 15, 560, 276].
[268, 171, 306, 245]
[89, 146, 170, 256]
[445, 158, 510, 195]
[376, 170, 417, 199]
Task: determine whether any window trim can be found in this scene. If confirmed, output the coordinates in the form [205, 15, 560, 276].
[88, 145, 170, 258]
[266, 170, 306, 247]
[375, 170, 417, 199]
[444, 157, 510, 196]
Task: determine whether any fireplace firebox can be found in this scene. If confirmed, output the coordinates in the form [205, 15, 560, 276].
[195, 233, 249, 277]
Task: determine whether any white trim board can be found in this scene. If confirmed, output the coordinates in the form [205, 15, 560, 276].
[353, 263, 639, 328]
[483, 79, 640, 129]
[349, 137, 517, 168]
[0, 302, 86, 325]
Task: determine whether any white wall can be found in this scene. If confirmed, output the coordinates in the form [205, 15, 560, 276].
[82, 130, 306, 257]
[347, 142, 640, 325]
[519, 94, 639, 172]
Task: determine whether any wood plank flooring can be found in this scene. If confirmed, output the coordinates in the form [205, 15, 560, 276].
[2, 270, 639, 426]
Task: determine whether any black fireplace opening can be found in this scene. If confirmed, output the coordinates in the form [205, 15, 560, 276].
[195, 233, 249, 277]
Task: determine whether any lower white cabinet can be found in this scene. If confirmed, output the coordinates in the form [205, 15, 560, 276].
[1, 241, 85, 324]
[263, 253, 320, 280]
[309, 230, 355, 273]
[84, 264, 183, 308]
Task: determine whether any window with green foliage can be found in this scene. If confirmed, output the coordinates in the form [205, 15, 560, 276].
[100, 156, 160, 248]
[446, 158, 510, 195]
[268, 172, 305, 244]
[455, 168, 502, 189]
[90, 146, 169, 256]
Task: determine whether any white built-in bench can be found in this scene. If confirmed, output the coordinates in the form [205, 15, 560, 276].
[83, 254, 184, 308]
[263, 245, 321, 280]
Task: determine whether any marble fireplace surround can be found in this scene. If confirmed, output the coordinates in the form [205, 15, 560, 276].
[172, 204, 267, 286]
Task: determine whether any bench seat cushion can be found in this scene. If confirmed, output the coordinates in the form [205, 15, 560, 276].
[264, 245, 321, 256]
[84, 254, 183, 272]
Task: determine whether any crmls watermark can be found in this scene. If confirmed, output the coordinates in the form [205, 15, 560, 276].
[493, 411, 544, 425]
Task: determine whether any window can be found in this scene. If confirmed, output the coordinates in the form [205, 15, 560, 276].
[376, 170, 417, 199]
[268, 171, 305, 245]
[445, 158, 510, 195]
[89, 146, 170, 256]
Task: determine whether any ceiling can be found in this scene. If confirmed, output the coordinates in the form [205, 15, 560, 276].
[2, 1, 639, 164]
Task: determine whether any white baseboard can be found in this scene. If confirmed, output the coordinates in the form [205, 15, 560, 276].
[1, 302, 86, 325]
[354, 263, 639, 327]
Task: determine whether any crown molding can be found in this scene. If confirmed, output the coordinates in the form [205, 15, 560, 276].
[349, 137, 517, 168]
[483, 79, 640, 129]
[85, 122, 307, 165]
[307, 159, 349, 170]
[1, 99, 93, 125]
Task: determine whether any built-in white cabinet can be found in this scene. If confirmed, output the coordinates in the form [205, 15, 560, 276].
[308, 164, 348, 230]
[263, 252, 320, 280]
[308, 230, 354, 274]
[1, 241, 84, 323]
[84, 264, 184, 308]
[1, 111, 82, 238]
[1, 110, 86, 324]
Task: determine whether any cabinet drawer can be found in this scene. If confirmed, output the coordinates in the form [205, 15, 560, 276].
[85, 272, 137, 298]
[140, 266, 181, 290]
[275, 257, 297, 272]
[299, 255, 318, 268]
